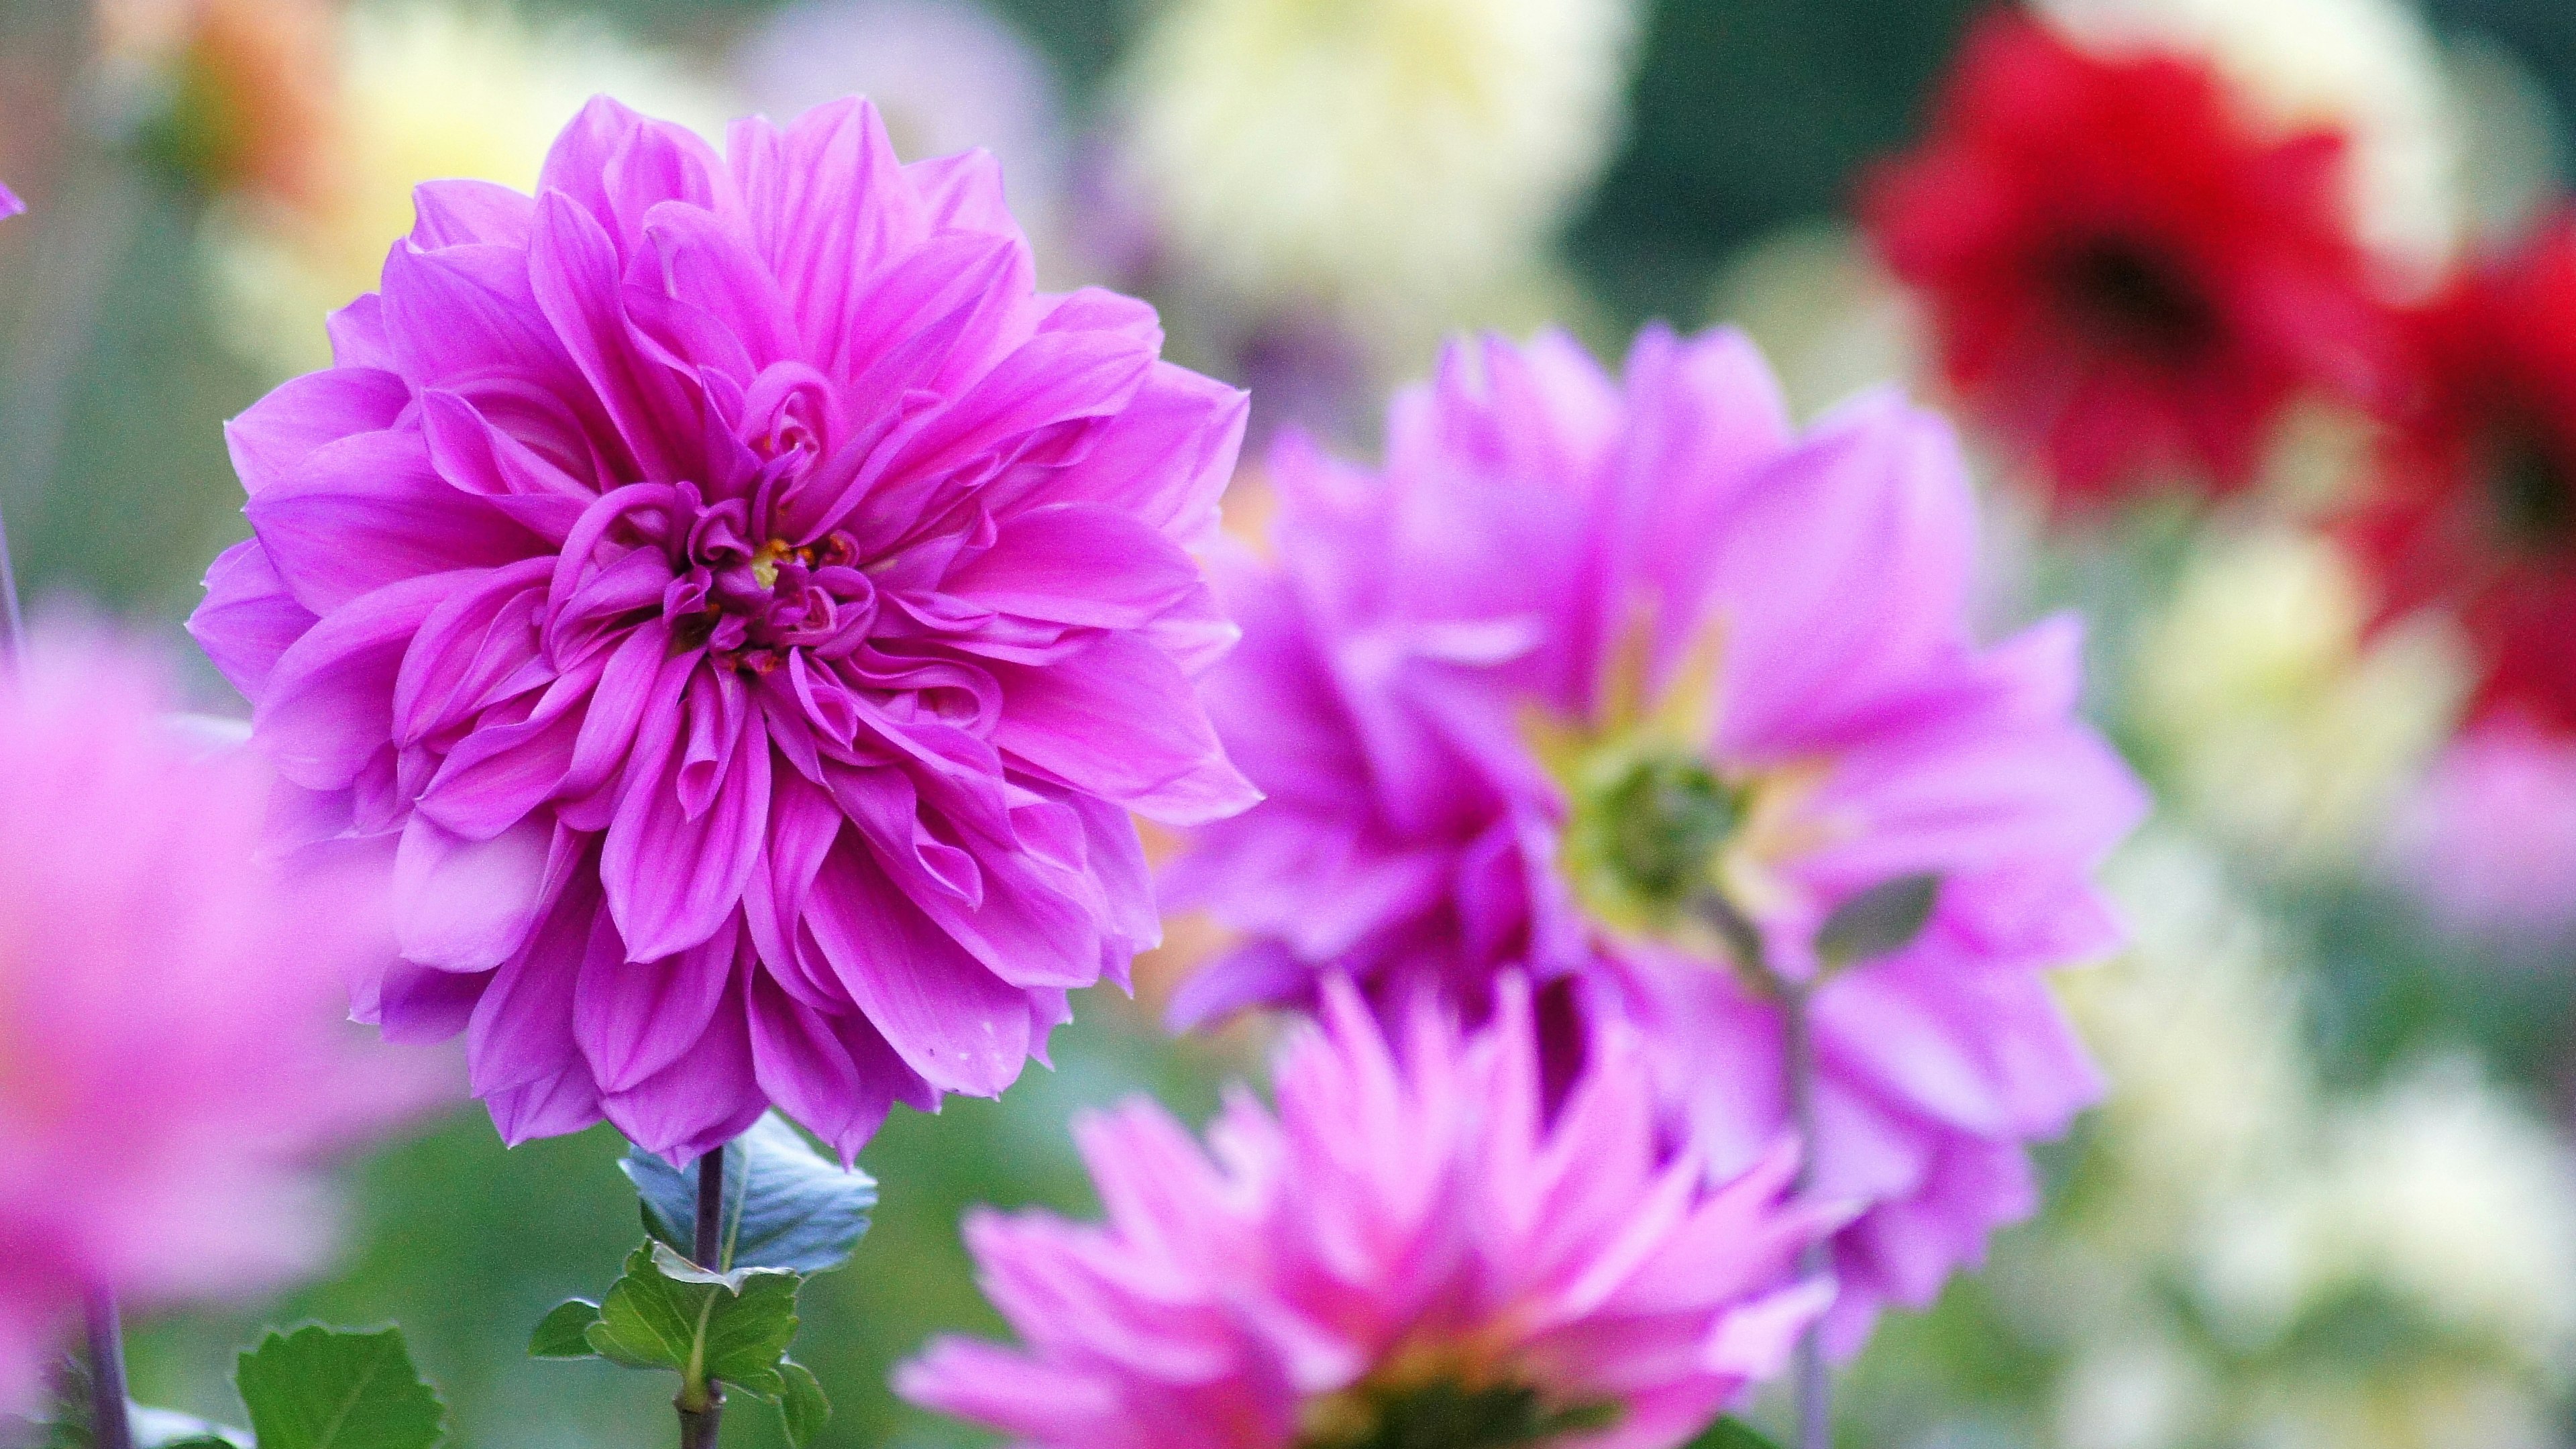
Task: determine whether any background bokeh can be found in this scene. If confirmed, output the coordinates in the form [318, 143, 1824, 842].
[9, 1, 2576, 1446]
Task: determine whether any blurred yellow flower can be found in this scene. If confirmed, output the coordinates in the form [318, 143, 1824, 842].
[1112, 0, 1639, 361]
[2131, 525, 2468, 873]
[200, 1, 733, 380]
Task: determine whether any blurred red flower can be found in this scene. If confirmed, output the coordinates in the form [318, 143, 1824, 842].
[1862, 13, 2394, 506]
[2344, 217, 2576, 733]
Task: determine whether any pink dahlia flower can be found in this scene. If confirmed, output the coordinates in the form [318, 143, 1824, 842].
[1, 183, 21, 220]
[0, 627, 431, 1413]
[186, 95, 1256, 1165]
[1167, 327, 2148, 1350]
[898, 977, 1838, 1448]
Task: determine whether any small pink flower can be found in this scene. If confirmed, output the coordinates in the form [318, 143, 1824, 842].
[189, 95, 1256, 1165]
[2388, 717, 2576, 943]
[1169, 327, 2147, 1350]
[0, 627, 431, 1413]
[898, 977, 1837, 1449]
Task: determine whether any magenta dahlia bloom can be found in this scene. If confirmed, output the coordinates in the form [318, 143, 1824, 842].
[898, 976, 1837, 1448]
[1167, 327, 2148, 1350]
[186, 95, 1255, 1164]
[0, 627, 433, 1414]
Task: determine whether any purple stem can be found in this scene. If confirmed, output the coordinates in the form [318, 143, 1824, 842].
[679, 1150, 728, 1449]
[84, 1291, 132, 1449]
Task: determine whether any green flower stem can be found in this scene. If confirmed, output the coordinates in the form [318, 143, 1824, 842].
[84, 1291, 133, 1449]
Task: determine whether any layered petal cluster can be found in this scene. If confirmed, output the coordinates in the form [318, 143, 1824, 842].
[189, 95, 1254, 1164]
[0, 627, 430, 1413]
[1168, 326, 2147, 1348]
[2341, 217, 2576, 735]
[1860, 13, 2393, 504]
[898, 978, 1835, 1449]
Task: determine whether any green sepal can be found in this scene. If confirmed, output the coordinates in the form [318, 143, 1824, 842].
[527, 1300, 602, 1360]
[1815, 871, 1942, 969]
[233, 1324, 445, 1449]
[621, 1113, 877, 1273]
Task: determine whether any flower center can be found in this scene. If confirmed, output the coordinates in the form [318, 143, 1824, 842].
[1297, 1377, 1619, 1449]
[2481, 415, 2576, 551]
[2053, 239, 2218, 360]
[661, 496, 877, 671]
[1563, 748, 1744, 922]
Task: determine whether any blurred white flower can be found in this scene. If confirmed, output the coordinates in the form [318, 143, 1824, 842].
[731, 0, 1067, 247]
[2053, 1332, 2221, 1449]
[2077, 832, 2320, 1201]
[2033, 0, 2460, 284]
[2312, 1059, 2576, 1377]
[1111, 0, 1640, 358]
[2131, 526, 2469, 873]
[201, 1, 735, 379]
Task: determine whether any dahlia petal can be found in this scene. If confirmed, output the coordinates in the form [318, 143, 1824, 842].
[905, 148, 1016, 237]
[379, 238, 578, 394]
[529, 191, 696, 482]
[257, 572, 470, 791]
[366, 960, 489, 1044]
[327, 294, 395, 372]
[409, 178, 537, 249]
[990, 633, 1259, 824]
[224, 367, 411, 498]
[576, 914, 739, 1092]
[1712, 393, 1978, 752]
[392, 815, 553, 973]
[467, 877, 613, 1108]
[742, 770, 847, 1009]
[946, 503, 1210, 629]
[250, 430, 543, 615]
[745, 974, 931, 1165]
[728, 98, 926, 370]
[599, 973, 771, 1165]
[191, 539, 317, 700]
[804, 839, 1032, 1095]
[602, 665, 771, 961]
[415, 686, 584, 841]
[418, 390, 595, 543]
[641, 199, 799, 372]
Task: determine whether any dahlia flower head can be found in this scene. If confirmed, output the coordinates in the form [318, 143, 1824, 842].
[2341, 216, 2576, 736]
[1167, 325, 2148, 1350]
[899, 977, 1839, 1449]
[189, 94, 1256, 1165]
[0, 627, 429, 1414]
[1861, 13, 2395, 505]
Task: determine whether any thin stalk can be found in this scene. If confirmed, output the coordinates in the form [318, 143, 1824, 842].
[679, 1151, 727, 1449]
[1781, 982, 1830, 1449]
[84, 1292, 132, 1449]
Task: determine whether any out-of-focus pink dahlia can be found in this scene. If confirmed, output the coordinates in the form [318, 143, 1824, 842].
[1167, 327, 2148, 1350]
[0, 184, 21, 220]
[186, 95, 1256, 1165]
[898, 977, 1837, 1449]
[0, 627, 429, 1414]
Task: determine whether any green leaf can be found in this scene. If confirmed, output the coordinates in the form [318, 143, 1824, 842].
[527, 1300, 602, 1360]
[1684, 1418, 1787, 1449]
[1815, 872, 1941, 969]
[621, 1112, 877, 1273]
[233, 1325, 445, 1449]
[773, 1361, 829, 1448]
[582, 1244, 804, 1409]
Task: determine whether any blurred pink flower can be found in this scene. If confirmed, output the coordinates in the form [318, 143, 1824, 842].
[898, 976, 1837, 1449]
[2389, 718, 2576, 943]
[0, 184, 21, 220]
[0, 627, 431, 1413]
[187, 95, 1255, 1165]
[1168, 327, 2147, 1351]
